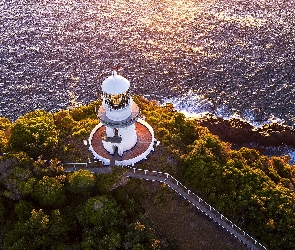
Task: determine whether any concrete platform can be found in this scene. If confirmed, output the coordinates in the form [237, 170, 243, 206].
[89, 119, 156, 166]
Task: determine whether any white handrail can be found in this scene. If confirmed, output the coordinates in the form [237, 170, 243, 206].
[62, 163, 268, 250]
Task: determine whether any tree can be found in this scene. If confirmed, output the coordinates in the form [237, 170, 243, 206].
[98, 232, 121, 250]
[1, 165, 36, 200]
[239, 147, 260, 166]
[53, 110, 75, 136]
[95, 169, 122, 194]
[3, 209, 50, 249]
[48, 209, 70, 245]
[182, 130, 295, 249]
[0, 198, 5, 226]
[77, 195, 126, 248]
[71, 118, 98, 139]
[270, 156, 291, 179]
[3, 209, 69, 249]
[9, 110, 59, 158]
[0, 117, 11, 153]
[66, 169, 96, 195]
[1, 151, 32, 167]
[32, 157, 64, 177]
[69, 104, 97, 121]
[132, 243, 145, 250]
[81, 231, 121, 250]
[123, 221, 161, 249]
[33, 176, 65, 207]
[82, 196, 124, 229]
[14, 200, 34, 222]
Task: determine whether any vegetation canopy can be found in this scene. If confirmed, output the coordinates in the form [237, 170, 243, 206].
[9, 110, 58, 158]
[0, 97, 294, 250]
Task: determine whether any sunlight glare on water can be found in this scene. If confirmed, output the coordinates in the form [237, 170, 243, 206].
[0, 0, 294, 130]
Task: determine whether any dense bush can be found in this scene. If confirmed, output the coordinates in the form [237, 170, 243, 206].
[66, 169, 96, 195]
[1, 97, 295, 249]
[0, 117, 11, 153]
[9, 110, 58, 158]
[0, 157, 163, 249]
[136, 96, 295, 249]
[182, 137, 295, 249]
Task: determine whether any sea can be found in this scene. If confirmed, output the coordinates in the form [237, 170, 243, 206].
[1, 0, 295, 161]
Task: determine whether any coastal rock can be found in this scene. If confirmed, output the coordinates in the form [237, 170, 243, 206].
[197, 116, 295, 148]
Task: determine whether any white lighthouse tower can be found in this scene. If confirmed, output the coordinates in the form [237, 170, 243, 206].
[98, 70, 139, 156]
[89, 70, 156, 166]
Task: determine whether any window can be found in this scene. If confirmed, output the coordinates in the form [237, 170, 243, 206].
[104, 92, 130, 110]
[111, 94, 123, 106]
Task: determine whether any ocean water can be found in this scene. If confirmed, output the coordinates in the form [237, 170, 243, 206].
[1, 0, 295, 130]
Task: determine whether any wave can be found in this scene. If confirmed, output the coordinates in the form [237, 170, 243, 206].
[163, 89, 286, 129]
[163, 90, 295, 164]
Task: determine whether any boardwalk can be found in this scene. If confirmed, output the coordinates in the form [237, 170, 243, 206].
[63, 163, 267, 250]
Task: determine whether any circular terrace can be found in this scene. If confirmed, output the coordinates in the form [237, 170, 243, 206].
[89, 119, 156, 166]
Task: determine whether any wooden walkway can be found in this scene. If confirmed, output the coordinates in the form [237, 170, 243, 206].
[63, 164, 267, 250]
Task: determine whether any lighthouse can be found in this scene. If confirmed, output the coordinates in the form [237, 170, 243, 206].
[98, 70, 139, 156]
[89, 70, 156, 166]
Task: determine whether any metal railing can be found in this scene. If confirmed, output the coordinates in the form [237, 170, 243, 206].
[125, 167, 267, 250]
[61, 163, 267, 250]
[62, 162, 88, 172]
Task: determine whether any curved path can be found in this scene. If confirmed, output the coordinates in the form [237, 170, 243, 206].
[63, 163, 267, 250]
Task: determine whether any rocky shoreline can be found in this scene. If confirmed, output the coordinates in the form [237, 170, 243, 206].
[196, 114, 295, 162]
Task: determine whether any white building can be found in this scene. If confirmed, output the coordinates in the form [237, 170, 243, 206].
[89, 70, 156, 166]
[98, 70, 139, 156]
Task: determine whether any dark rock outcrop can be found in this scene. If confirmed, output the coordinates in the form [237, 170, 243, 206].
[197, 115, 295, 148]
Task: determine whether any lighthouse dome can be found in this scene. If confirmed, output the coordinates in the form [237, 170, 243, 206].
[102, 71, 130, 95]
